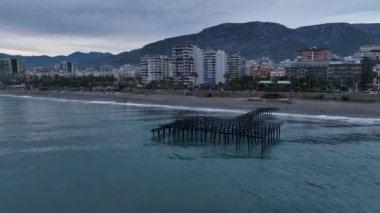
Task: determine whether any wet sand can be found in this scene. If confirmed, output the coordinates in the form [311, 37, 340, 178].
[1, 89, 379, 118]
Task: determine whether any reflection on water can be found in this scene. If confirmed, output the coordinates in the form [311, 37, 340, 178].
[0, 95, 380, 213]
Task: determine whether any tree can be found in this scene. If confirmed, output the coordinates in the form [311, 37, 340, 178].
[223, 72, 231, 89]
[351, 74, 361, 93]
[224, 72, 231, 82]
[175, 75, 186, 89]
[328, 79, 340, 92]
[361, 57, 377, 91]
[375, 75, 380, 90]
[190, 72, 199, 87]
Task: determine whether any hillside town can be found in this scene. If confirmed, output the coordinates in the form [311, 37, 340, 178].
[1, 45, 380, 93]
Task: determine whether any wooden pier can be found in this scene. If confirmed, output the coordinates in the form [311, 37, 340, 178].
[151, 107, 284, 152]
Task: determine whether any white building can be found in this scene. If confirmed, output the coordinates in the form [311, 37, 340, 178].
[245, 60, 258, 76]
[354, 45, 380, 60]
[140, 55, 169, 85]
[373, 64, 380, 86]
[99, 65, 115, 72]
[270, 69, 286, 78]
[171, 45, 203, 86]
[115, 64, 140, 78]
[373, 64, 380, 75]
[203, 50, 228, 84]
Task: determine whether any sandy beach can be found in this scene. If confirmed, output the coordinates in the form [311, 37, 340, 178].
[1, 89, 379, 118]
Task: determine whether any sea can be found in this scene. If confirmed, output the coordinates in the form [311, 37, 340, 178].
[0, 94, 380, 213]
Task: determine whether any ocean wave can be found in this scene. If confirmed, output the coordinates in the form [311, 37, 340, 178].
[1, 93, 380, 124]
[90, 100, 246, 113]
[274, 113, 380, 125]
[0, 94, 91, 104]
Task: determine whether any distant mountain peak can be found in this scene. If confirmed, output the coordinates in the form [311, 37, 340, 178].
[73, 22, 380, 66]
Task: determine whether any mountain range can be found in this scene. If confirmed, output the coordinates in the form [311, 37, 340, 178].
[0, 52, 112, 68]
[2, 22, 380, 67]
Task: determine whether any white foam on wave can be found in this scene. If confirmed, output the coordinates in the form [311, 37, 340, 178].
[1, 94, 90, 104]
[90, 100, 246, 114]
[0, 93, 246, 114]
[1, 93, 380, 124]
[274, 113, 380, 125]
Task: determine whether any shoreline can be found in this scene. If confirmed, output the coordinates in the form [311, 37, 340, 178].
[1, 89, 380, 119]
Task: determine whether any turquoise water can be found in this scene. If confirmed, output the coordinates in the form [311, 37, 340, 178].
[0, 95, 380, 213]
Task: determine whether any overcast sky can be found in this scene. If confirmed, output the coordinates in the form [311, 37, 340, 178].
[1, 0, 379, 56]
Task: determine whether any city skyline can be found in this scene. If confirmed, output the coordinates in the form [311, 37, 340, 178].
[1, 0, 380, 56]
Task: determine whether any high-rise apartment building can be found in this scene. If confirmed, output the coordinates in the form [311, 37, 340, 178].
[140, 55, 169, 85]
[59, 61, 76, 73]
[0, 59, 12, 77]
[0, 58, 25, 74]
[227, 54, 246, 80]
[171, 45, 203, 86]
[0, 58, 25, 82]
[203, 50, 228, 84]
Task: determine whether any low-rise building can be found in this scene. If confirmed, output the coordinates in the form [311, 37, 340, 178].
[327, 59, 362, 90]
[27, 67, 59, 77]
[297, 47, 332, 62]
[285, 61, 329, 79]
[99, 65, 115, 72]
[373, 65, 380, 87]
[354, 45, 380, 61]
[270, 69, 286, 78]
[255, 65, 272, 78]
[114, 65, 140, 79]
[373, 64, 380, 75]
[245, 60, 258, 76]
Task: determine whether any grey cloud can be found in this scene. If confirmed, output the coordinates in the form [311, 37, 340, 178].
[1, 0, 380, 55]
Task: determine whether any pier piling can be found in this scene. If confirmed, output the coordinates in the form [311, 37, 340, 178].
[151, 107, 284, 152]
